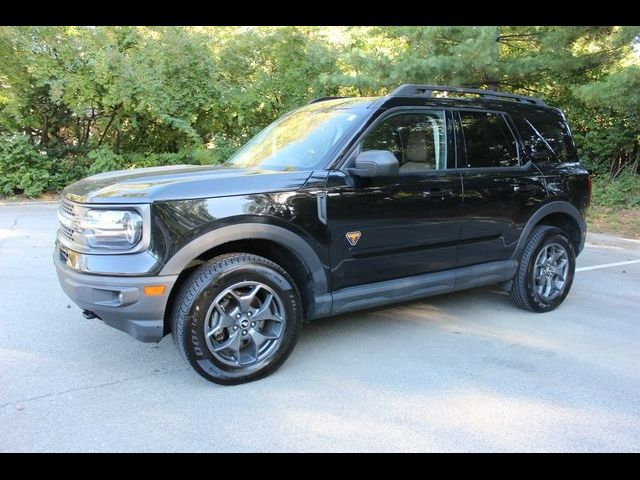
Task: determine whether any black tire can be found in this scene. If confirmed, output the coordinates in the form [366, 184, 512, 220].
[510, 225, 576, 313]
[172, 253, 303, 385]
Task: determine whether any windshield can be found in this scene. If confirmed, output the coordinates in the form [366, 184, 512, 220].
[225, 98, 371, 171]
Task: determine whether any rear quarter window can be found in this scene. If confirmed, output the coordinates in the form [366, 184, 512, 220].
[512, 111, 577, 162]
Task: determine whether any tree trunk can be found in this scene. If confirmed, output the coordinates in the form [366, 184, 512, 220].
[76, 118, 82, 145]
[41, 116, 49, 147]
[485, 79, 500, 91]
[83, 117, 93, 145]
[98, 109, 118, 146]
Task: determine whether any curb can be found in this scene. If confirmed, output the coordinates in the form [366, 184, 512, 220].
[586, 232, 640, 250]
[0, 201, 59, 207]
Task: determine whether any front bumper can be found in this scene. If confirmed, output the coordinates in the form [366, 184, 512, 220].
[54, 246, 178, 343]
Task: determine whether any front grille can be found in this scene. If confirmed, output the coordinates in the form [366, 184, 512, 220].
[60, 223, 74, 241]
[60, 199, 75, 216]
[57, 199, 80, 249]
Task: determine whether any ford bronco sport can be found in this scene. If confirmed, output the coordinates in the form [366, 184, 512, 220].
[54, 84, 590, 385]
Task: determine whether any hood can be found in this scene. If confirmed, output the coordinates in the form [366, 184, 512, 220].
[62, 164, 314, 204]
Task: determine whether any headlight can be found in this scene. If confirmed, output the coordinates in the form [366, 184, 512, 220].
[78, 209, 143, 250]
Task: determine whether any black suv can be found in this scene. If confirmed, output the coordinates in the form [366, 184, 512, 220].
[54, 84, 590, 384]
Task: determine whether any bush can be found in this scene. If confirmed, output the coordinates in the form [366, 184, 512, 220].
[86, 147, 126, 175]
[0, 134, 53, 197]
[0, 134, 227, 197]
[592, 169, 640, 208]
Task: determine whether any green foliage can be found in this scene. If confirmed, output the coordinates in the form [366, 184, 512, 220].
[86, 147, 124, 175]
[1, 26, 640, 198]
[0, 134, 50, 196]
[592, 169, 640, 208]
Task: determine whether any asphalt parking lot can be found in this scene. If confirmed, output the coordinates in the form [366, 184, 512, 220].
[1, 202, 639, 452]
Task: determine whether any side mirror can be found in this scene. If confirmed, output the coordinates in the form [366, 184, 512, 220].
[347, 150, 399, 178]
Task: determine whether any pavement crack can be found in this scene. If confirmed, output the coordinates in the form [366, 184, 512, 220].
[1, 367, 190, 409]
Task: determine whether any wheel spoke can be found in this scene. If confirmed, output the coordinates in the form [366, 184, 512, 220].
[211, 329, 242, 360]
[249, 328, 277, 350]
[251, 292, 283, 323]
[214, 304, 236, 328]
[230, 284, 262, 312]
[245, 334, 260, 363]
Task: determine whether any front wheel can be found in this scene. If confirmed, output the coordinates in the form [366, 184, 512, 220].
[510, 225, 576, 312]
[172, 253, 303, 385]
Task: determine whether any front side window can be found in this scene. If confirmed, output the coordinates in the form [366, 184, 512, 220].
[361, 111, 447, 173]
[459, 111, 519, 168]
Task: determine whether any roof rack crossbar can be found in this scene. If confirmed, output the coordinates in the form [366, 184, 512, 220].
[389, 84, 546, 106]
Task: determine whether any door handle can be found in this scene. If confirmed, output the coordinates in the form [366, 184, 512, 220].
[422, 188, 454, 199]
[508, 180, 535, 192]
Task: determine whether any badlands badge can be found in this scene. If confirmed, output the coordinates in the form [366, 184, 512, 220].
[345, 231, 361, 247]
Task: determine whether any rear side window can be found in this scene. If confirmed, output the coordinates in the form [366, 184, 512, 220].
[513, 112, 577, 162]
[458, 111, 519, 168]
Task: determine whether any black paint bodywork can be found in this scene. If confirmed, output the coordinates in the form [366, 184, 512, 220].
[59, 94, 590, 329]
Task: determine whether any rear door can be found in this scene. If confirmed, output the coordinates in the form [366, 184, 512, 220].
[455, 109, 547, 267]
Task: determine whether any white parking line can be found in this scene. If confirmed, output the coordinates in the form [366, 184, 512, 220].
[576, 259, 640, 272]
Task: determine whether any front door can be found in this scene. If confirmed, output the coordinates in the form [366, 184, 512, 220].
[325, 110, 463, 292]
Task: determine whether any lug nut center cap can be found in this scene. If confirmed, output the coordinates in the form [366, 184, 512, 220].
[240, 319, 250, 328]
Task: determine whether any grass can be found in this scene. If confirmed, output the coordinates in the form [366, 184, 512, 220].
[587, 205, 640, 239]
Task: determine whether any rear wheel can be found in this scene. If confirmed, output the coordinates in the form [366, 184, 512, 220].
[510, 225, 576, 312]
[172, 253, 303, 385]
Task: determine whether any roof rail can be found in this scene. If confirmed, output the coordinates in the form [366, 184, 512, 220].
[388, 84, 546, 106]
[307, 96, 347, 105]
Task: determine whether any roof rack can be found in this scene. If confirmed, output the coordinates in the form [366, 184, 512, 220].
[388, 84, 546, 106]
[307, 96, 347, 105]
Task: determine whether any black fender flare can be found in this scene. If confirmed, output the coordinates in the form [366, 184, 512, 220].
[159, 223, 330, 296]
[511, 201, 586, 260]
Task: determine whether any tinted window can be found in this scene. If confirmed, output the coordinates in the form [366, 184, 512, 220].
[459, 111, 518, 168]
[361, 111, 447, 172]
[515, 112, 576, 162]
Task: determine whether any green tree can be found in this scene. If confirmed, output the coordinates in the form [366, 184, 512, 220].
[1, 25, 639, 197]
